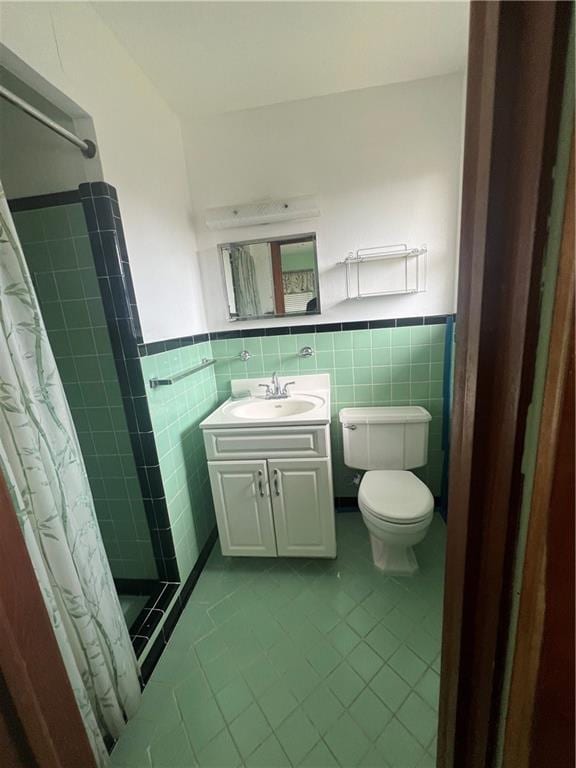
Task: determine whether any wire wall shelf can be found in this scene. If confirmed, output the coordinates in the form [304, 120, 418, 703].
[341, 243, 427, 299]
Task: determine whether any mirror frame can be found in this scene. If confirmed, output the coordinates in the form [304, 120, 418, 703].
[218, 232, 321, 322]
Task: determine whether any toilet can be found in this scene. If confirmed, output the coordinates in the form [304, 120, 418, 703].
[339, 406, 434, 575]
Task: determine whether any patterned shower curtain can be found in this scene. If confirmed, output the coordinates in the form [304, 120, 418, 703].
[0, 183, 140, 766]
[230, 244, 262, 317]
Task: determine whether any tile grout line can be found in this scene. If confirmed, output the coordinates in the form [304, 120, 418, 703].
[115, 514, 445, 768]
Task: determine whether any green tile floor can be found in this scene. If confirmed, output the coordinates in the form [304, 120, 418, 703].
[112, 512, 444, 768]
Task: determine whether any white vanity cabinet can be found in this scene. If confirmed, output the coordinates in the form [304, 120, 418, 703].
[268, 458, 335, 557]
[208, 460, 277, 556]
[204, 425, 336, 558]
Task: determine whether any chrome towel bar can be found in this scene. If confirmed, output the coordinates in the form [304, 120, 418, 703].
[149, 350, 251, 388]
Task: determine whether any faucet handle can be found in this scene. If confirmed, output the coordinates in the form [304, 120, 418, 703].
[280, 381, 295, 396]
[258, 383, 273, 397]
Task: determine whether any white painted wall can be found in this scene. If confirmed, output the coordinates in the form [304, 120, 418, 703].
[184, 73, 465, 332]
[0, 2, 206, 343]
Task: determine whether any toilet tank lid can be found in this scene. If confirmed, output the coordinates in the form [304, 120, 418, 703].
[339, 406, 432, 424]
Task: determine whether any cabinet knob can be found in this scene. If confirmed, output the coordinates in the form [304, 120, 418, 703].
[273, 468, 280, 496]
[344, 424, 357, 430]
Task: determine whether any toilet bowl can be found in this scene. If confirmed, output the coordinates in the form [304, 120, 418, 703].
[358, 470, 434, 575]
[339, 406, 434, 575]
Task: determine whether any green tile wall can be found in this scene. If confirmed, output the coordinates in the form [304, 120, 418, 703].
[140, 342, 219, 582]
[210, 325, 447, 498]
[138, 324, 447, 583]
[12, 203, 157, 580]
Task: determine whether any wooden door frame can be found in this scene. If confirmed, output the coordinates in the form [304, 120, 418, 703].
[502, 142, 574, 768]
[270, 240, 286, 315]
[0, 469, 97, 768]
[438, 3, 571, 768]
[270, 235, 317, 315]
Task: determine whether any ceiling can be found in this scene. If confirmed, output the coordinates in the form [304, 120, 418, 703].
[93, 1, 469, 118]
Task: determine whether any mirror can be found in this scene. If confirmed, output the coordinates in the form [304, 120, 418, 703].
[220, 234, 320, 320]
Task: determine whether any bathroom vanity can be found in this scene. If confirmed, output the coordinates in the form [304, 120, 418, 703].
[200, 374, 336, 558]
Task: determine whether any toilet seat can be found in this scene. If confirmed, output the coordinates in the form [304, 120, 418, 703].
[358, 470, 434, 525]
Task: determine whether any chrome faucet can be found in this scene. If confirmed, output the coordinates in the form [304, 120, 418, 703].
[258, 372, 295, 399]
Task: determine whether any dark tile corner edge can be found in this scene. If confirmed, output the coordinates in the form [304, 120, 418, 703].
[128, 580, 178, 659]
[80, 181, 173, 582]
[140, 528, 218, 685]
[79, 181, 118, 200]
[424, 314, 455, 325]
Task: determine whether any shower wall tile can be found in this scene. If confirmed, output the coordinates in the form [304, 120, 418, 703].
[140, 342, 219, 582]
[13, 202, 158, 580]
[78, 182, 178, 582]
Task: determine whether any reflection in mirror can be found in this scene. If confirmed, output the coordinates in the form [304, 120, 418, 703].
[220, 234, 320, 320]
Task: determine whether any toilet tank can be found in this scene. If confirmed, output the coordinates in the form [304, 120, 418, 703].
[339, 406, 432, 470]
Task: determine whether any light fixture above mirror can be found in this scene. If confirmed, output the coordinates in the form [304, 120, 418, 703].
[206, 196, 319, 230]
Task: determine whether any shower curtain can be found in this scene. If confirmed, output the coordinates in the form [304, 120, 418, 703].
[0, 183, 140, 765]
[230, 244, 262, 316]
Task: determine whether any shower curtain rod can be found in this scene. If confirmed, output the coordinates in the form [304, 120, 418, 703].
[0, 85, 97, 159]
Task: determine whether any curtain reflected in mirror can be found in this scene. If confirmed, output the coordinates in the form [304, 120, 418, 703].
[229, 244, 263, 317]
[220, 234, 320, 320]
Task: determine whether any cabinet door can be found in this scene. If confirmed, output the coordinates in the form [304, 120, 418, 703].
[269, 458, 336, 558]
[208, 460, 277, 557]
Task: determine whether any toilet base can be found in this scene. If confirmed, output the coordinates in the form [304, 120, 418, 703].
[369, 534, 419, 576]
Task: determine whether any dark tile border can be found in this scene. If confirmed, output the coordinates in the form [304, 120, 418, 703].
[138, 314, 457, 356]
[129, 582, 177, 646]
[78, 182, 179, 582]
[8, 190, 81, 211]
[397, 316, 424, 327]
[335, 497, 359, 509]
[114, 578, 159, 596]
[336, 495, 442, 511]
[127, 581, 178, 657]
[140, 527, 218, 684]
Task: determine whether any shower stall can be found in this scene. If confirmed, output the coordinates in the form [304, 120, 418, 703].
[1, 70, 178, 658]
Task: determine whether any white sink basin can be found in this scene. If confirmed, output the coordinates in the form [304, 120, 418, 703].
[199, 374, 331, 429]
[225, 394, 325, 421]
